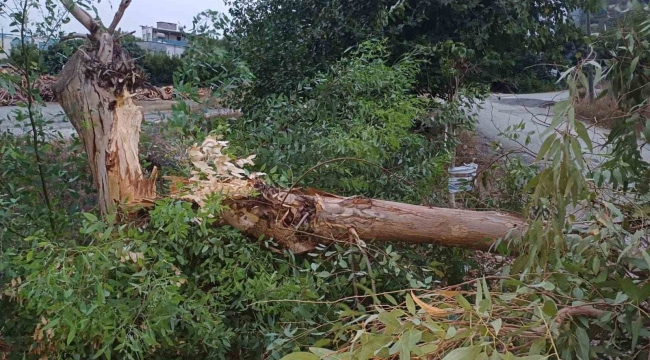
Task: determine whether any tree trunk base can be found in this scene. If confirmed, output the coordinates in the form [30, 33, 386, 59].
[54, 50, 156, 215]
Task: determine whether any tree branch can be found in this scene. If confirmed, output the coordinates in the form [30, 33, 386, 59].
[60, 32, 89, 41]
[108, 0, 132, 34]
[59, 0, 101, 35]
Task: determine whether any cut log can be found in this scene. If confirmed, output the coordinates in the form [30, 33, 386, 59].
[169, 176, 525, 254]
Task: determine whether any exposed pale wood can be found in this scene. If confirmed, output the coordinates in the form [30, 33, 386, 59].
[53, 51, 156, 215]
[55, 0, 155, 216]
[170, 179, 525, 253]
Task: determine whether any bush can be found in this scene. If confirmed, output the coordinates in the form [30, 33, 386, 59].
[177, 11, 252, 92]
[42, 39, 85, 75]
[142, 53, 182, 86]
[9, 43, 44, 73]
[0, 125, 457, 359]
[227, 40, 446, 203]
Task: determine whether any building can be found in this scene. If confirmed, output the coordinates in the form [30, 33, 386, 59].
[141, 22, 186, 43]
[0, 33, 50, 59]
[139, 21, 188, 56]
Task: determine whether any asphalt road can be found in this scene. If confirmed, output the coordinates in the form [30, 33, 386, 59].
[475, 91, 650, 166]
[0, 102, 177, 138]
[0, 101, 236, 138]
[1, 93, 648, 166]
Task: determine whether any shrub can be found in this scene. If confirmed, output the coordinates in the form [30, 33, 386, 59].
[42, 39, 85, 75]
[227, 40, 446, 203]
[142, 53, 182, 86]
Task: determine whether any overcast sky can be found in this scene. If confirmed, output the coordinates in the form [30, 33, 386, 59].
[1, 0, 229, 36]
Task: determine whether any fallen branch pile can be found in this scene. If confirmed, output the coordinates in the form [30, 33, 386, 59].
[132, 86, 174, 101]
[0, 65, 57, 105]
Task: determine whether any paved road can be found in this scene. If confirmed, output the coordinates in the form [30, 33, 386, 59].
[2, 93, 648, 167]
[475, 91, 650, 166]
[0, 101, 236, 138]
[0, 102, 177, 138]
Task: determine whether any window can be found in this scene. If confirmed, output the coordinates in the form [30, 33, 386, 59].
[177, 36, 181, 41]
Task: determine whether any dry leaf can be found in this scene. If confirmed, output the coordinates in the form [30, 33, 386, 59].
[411, 291, 451, 317]
[434, 290, 461, 298]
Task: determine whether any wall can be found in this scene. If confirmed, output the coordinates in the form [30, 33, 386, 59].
[136, 41, 186, 56]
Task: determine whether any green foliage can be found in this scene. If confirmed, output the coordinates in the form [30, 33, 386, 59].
[284, 31, 650, 358]
[225, 0, 592, 97]
[227, 40, 445, 202]
[142, 52, 182, 86]
[9, 42, 44, 73]
[41, 39, 85, 75]
[177, 11, 252, 92]
[586, 6, 650, 192]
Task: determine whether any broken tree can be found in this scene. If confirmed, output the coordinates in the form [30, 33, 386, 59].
[54, 2, 524, 252]
[168, 138, 525, 254]
[53, 0, 156, 215]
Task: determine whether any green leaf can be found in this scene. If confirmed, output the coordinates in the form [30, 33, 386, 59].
[475, 279, 483, 310]
[575, 327, 590, 360]
[96, 282, 105, 303]
[442, 345, 482, 360]
[280, 353, 320, 360]
[575, 120, 592, 151]
[419, 343, 439, 354]
[406, 293, 416, 316]
[456, 294, 472, 311]
[93, 346, 107, 359]
[67, 324, 77, 346]
[309, 348, 335, 357]
[642, 251, 650, 271]
[390, 329, 422, 360]
[630, 56, 640, 78]
[619, 278, 640, 302]
[537, 135, 556, 160]
[542, 300, 557, 317]
[490, 318, 502, 335]
[82, 212, 98, 222]
[481, 278, 492, 310]
[529, 338, 546, 355]
[384, 293, 398, 306]
[41, 318, 59, 331]
[632, 316, 642, 349]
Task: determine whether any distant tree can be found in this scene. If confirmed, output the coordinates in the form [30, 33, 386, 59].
[225, 0, 598, 96]
[42, 39, 85, 75]
[142, 52, 182, 85]
[119, 33, 146, 68]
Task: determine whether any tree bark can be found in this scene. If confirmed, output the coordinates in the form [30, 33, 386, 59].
[170, 179, 525, 254]
[53, 40, 156, 215]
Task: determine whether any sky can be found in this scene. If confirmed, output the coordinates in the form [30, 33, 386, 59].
[1, 0, 229, 36]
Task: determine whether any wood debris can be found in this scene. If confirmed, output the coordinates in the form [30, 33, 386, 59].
[0, 65, 57, 105]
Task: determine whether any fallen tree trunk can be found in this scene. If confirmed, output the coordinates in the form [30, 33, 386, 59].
[168, 137, 525, 253]
[222, 184, 526, 253]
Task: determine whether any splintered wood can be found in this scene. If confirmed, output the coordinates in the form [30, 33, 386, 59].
[171, 138, 526, 254]
[54, 51, 157, 214]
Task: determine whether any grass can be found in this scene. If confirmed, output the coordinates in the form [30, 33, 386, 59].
[574, 95, 625, 130]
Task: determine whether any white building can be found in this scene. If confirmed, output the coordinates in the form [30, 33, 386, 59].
[139, 21, 188, 57]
